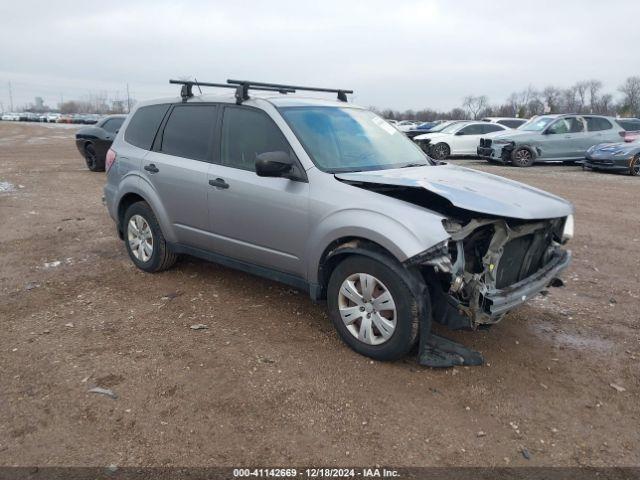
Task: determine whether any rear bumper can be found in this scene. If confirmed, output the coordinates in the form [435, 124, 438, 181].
[483, 249, 571, 317]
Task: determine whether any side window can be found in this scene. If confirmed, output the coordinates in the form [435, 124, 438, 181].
[221, 107, 294, 171]
[547, 119, 570, 134]
[585, 117, 613, 132]
[616, 118, 640, 131]
[459, 124, 482, 135]
[568, 117, 586, 133]
[102, 117, 124, 133]
[160, 105, 217, 161]
[483, 124, 505, 133]
[125, 104, 170, 150]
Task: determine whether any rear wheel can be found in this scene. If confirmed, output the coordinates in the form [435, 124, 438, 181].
[327, 255, 421, 361]
[511, 147, 535, 167]
[430, 143, 450, 160]
[84, 143, 104, 172]
[630, 154, 640, 176]
[123, 202, 177, 273]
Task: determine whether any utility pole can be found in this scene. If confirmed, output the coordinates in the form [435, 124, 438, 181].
[126, 83, 131, 113]
[8, 82, 14, 111]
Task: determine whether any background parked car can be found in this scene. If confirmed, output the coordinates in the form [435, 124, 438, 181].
[405, 121, 438, 139]
[481, 117, 527, 129]
[75, 114, 126, 171]
[1, 112, 20, 121]
[584, 138, 640, 176]
[477, 114, 636, 167]
[414, 121, 509, 159]
[395, 120, 419, 132]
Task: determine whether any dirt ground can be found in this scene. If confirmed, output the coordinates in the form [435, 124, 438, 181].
[0, 121, 638, 468]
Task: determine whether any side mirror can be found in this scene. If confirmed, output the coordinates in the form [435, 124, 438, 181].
[455, 131, 465, 136]
[255, 151, 294, 178]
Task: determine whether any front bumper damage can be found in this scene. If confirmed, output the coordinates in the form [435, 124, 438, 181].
[409, 217, 570, 328]
[477, 138, 514, 162]
[408, 216, 571, 367]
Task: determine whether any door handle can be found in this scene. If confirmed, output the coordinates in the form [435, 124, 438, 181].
[209, 178, 229, 189]
[144, 164, 159, 173]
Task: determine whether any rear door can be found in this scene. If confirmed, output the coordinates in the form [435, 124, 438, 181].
[585, 116, 616, 144]
[143, 103, 218, 249]
[206, 105, 310, 277]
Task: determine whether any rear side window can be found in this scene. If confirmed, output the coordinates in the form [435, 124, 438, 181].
[482, 124, 505, 133]
[124, 104, 170, 150]
[498, 119, 525, 128]
[160, 105, 217, 161]
[616, 118, 640, 131]
[221, 107, 293, 171]
[585, 117, 613, 132]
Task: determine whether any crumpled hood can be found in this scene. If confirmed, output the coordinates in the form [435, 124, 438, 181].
[485, 130, 534, 141]
[335, 163, 573, 220]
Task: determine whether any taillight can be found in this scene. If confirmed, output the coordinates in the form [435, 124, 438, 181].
[105, 148, 116, 172]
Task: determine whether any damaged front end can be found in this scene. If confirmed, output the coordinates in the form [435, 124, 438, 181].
[408, 216, 571, 330]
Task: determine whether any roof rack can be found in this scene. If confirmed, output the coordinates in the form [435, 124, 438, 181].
[169, 79, 295, 102]
[227, 79, 353, 104]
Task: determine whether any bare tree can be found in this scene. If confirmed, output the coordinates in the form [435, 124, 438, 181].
[619, 76, 640, 116]
[462, 95, 489, 119]
[541, 86, 562, 113]
[587, 79, 603, 113]
[574, 81, 590, 113]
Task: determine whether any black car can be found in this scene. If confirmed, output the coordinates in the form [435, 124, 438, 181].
[75, 115, 126, 171]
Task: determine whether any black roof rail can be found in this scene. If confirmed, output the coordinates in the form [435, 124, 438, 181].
[227, 79, 353, 103]
[169, 79, 295, 102]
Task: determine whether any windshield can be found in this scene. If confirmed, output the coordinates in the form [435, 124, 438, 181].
[438, 122, 466, 134]
[519, 116, 556, 132]
[280, 107, 430, 172]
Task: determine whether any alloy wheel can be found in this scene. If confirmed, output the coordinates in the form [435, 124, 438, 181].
[127, 214, 154, 262]
[85, 144, 97, 169]
[338, 273, 397, 345]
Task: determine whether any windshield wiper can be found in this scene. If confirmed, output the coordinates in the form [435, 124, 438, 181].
[400, 162, 428, 168]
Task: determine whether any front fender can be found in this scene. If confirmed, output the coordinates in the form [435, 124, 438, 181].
[305, 208, 450, 285]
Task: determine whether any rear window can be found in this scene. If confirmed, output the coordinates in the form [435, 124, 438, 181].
[585, 117, 613, 132]
[124, 104, 170, 150]
[160, 105, 218, 161]
[102, 117, 124, 133]
[616, 118, 640, 131]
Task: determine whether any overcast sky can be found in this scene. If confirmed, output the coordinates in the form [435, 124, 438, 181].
[1, 0, 639, 111]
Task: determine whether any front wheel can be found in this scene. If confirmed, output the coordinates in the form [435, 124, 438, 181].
[511, 147, 535, 167]
[327, 255, 421, 361]
[630, 154, 640, 176]
[430, 143, 450, 160]
[123, 201, 177, 273]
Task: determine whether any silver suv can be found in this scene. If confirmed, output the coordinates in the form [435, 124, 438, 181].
[104, 79, 574, 366]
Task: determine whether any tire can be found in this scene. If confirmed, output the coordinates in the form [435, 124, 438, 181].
[327, 255, 421, 361]
[430, 142, 450, 160]
[84, 143, 104, 172]
[511, 147, 535, 167]
[630, 154, 640, 176]
[123, 201, 177, 273]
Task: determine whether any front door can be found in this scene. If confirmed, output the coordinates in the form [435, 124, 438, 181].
[206, 105, 310, 278]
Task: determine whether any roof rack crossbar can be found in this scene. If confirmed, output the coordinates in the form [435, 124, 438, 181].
[169, 79, 295, 102]
[226, 79, 353, 102]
